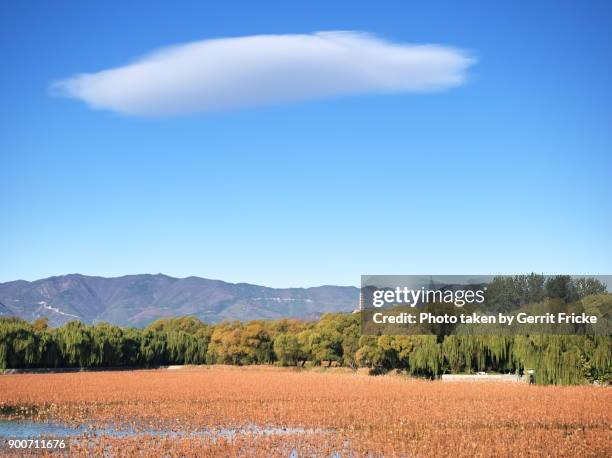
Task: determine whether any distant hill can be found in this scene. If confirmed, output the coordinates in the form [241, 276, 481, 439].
[0, 274, 359, 327]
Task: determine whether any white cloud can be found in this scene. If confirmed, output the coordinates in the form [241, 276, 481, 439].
[51, 31, 475, 116]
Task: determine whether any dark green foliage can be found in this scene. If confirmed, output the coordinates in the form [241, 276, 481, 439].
[1, 306, 610, 385]
[545, 275, 579, 303]
[0, 318, 40, 368]
[484, 274, 607, 312]
[485, 274, 547, 311]
[54, 321, 93, 367]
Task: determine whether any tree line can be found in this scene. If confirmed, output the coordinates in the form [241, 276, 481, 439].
[1, 295, 610, 385]
[484, 274, 608, 311]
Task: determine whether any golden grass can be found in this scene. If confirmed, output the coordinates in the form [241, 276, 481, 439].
[1, 366, 610, 457]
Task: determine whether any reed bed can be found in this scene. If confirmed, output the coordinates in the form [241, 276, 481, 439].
[1, 366, 610, 456]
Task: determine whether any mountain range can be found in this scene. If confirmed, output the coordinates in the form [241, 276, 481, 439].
[0, 274, 359, 327]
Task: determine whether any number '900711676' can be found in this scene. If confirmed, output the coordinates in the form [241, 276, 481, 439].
[2, 438, 68, 452]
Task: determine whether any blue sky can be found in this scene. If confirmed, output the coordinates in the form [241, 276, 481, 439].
[1, 0, 611, 287]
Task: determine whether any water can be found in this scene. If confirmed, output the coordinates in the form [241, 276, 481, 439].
[0, 419, 321, 440]
[0, 421, 337, 457]
[0, 420, 90, 438]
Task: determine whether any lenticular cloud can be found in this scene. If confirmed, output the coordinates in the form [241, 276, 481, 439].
[52, 31, 475, 116]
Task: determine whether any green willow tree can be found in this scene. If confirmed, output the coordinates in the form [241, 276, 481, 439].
[0, 305, 610, 385]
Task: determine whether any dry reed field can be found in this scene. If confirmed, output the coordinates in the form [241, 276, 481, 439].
[1, 366, 611, 457]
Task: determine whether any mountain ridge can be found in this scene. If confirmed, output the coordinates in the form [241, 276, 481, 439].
[0, 274, 359, 327]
